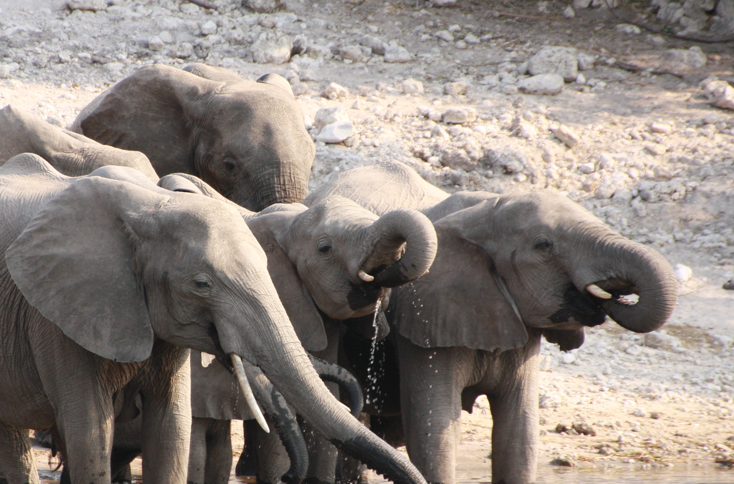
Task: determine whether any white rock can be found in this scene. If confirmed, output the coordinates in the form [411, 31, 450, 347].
[435, 30, 454, 42]
[431, 125, 450, 140]
[516, 122, 538, 139]
[243, 0, 284, 13]
[251, 31, 292, 64]
[625, 345, 641, 356]
[561, 352, 577, 364]
[564, 6, 575, 17]
[644, 331, 682, 351]
[573, 0, 591, 8]
[313, 106, 349, 131]
[517, 73, 564, 95]
[384, 44, 412, 63]
[201, 20, 217, 36]
[616, 23, 641, 35]
[674, 263, 693, 283]
[159, 31, 175, 44]
[700, 77, 734, 111]
[315, 120, 354, 143]
[579, 163, 596, 174]
[577, 52, 596, 71]
[464, 33, 480, 44]
[66, 0, 107, 11]
[633, 408, 647, 417]
[321, 82, 349, 100]
[431, 0, 458, 7]
[554, 124, 580, 148]
[442, 107, 476, 124]
[528, 46, 578, 82]
[576, 73, 587, 84]
[339, 45, 364, 62]
[663, 46, 707, 70]
[359, 35, 387, 56]
[444, 81, 469, 96]
[0, 64, 12, 78]
[402, 78, 424, 94]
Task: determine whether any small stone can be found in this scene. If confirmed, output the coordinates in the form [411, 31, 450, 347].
[444, 81, 469, 96]
[0, 64, 12, 78]
[556, 422, 571, 433]
[66, 0, 107, 11]
[339, 45, 364, 62]
[645, 143, 667, 156]
[616, 23, 641, 35]
[516, 122, 538, 139]
[674, 263, 693, 283]
[573, 0, 591, 8]
[402, 78, 424, 94]
[314, 120, 355, 143]
[563, 6, 575, 18]
[517, 73, 564, 95]
[596, 184, 616, 199]
[723, 279, 734, 291]
[172, 42, 194, 59]
[554, 124, 580, 148]
[291, 82, 308, 96]
[650, 412, 661, 419]
[313, 106, 349, 131]
[464, 33, 480, 44]
[243, 0, 284, 13]
[528, 46, 578, 82]
[291, 35, 308, 56]
[442, 107, 476, 125]
[561, 352, 577, 364]
[625, 345, 642, 356]
[579, 163, 595, 174]
[431, 125, 450, 140]
[435, 30, 454, 42]
[700, 77, 734, 111]
[359, 35, 387, 56]
[573, 421, 596, 436]
[431, 0, 457, 6]
[384, 44, 412, 63]
[576, 73, 586, 85]
[321, 82, 349, 100]
[650, 122, 672, 134]
[663, 46, 707, 70]
[159, 31, 174, 44]
[577, 52, 596, 71]
[201, 20, 217, 36]
[251, 32, 292, 64]
[550, 455, 577, 467]
[633, 408, 647, 418]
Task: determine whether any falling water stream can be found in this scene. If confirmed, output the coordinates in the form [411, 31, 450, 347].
[364, 296, 383, 406]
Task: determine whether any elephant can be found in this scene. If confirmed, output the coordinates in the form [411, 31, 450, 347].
[304, 161, 680, 484]
[0, 104, 158, 180]
[0, 154, 428, 484]
[69, 62, 315, 211]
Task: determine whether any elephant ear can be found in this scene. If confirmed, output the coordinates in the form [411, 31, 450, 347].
[543, 328, 585, 351]
[183, 63, 245, 83]
[70, 64, 222, 176]
[388, 225, 528, 352]
[190, 350, 252, 420]
[246, 210, 328, 352]
[5, 176, 164, 363]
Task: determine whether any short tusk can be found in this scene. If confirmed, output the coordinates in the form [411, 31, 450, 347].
[586, 283, 612, 300]
[231, 354, 270, 433]
[358, 269, 374, 282]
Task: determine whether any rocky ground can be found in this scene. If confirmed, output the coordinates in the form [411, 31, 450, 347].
[2, 0, 733, 481]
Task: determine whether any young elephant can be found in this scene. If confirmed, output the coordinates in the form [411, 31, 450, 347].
[69, 63, 315, 211]
[305, 161, 680, 484]
[0, 155, 427, 484]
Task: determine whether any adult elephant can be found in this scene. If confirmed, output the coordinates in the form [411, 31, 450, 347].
[69, 62, 315, 211]
[305, 161, 680, 484]
[0, 154, 427, 484]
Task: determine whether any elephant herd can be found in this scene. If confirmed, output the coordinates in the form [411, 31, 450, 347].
[0, 63, 679, 484]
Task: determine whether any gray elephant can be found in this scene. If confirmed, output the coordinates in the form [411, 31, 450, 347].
[69, 62, 315, 211]
[0, 154, 427, 484]
[305, 161, 680, 484]
[0, 104, 157, 180]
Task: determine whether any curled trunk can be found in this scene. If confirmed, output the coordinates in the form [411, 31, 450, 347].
[309, 355, 364, 418]
[361, 209, 437, 288]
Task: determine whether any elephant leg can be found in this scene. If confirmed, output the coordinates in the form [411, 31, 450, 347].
[486, 339, 541, 484]
[252, 424, 290, 484]
[188, 417, 209, 484]
[204, 419, 232, 484]
[139, 346, 192, 484]
[398, 336, 471, 484]
[0, 422, 39, 484]
[236, 420, 259, 478]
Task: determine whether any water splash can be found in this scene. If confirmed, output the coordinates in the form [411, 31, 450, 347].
[365, 297, 382, 406]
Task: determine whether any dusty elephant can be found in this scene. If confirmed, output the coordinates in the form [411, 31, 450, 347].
[69, 62, 315, 211]
[0, 155, 427, 484]
[305, 161, 680, 484]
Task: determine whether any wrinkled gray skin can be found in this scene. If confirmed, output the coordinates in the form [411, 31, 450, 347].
[70, 63, 315, 211]
[0, 104, 158, 181]
[0, 155, 428, 484]
[305, 161, 680, 484]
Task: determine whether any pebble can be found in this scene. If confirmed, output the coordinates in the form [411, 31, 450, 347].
[250, 31, 292, 64]
[561, 352, 577, 364]
[573, 0, 591, 8]
[528, 46, 578, 82]
[444, 81, 469, 96]
[321, 82, 349, 100]
[66, 0, 107, 11]
[644, 331, 682, 350]
[314, 120, 355, 144]
[359, 35, 387, 56]
[553, 124, 580, 148]
[700, 77, 734, 111]
[577, 52, 596, 71]
[674, 263, 693, 283]
[579, 163, 596, 174]
[442, 107, 476, 125]
[616, 23, 641, 35]
[517, 73, 564, 95]
[464, 33, 480, 44]
[384, 44, 412, 63]
[563, 6, 575, 18]
[645, 143, 667, 156]
[402, 78, 424, 94]
[431, 0, 458, 6]
[633, 408, 647, 417]
[663, 46, 707, 70]
[650, 122, 672, 134]
[573, 421, 596, 436]
[313, 106, 349, 131]
[435, 30, 454, 42]
[201, 20, 217, 36]
[243, 0, 284, 13]
[339, 46, 365, 63]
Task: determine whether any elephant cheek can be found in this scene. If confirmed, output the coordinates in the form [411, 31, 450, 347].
[346, 283, 390, 316]
[548, 284, 607, 328]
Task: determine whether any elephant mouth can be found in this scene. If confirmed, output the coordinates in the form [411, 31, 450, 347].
[346, 281, 390, 314]
[549, 284, 607, 327]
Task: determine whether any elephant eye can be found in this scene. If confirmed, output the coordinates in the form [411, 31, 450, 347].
[317, 240, 332, 254]
[533, 239, 553, 252]
[194, 280, 211, 289]
[223, 160, 236, 173]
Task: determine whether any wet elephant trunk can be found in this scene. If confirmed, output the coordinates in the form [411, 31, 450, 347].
[309, 355, 364, 417]
[233, 165, 309, 211]
[362, 209, 438, 288]
[577, 236, 678, 333]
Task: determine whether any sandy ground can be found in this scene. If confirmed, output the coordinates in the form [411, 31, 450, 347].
[1, 0, 733, 481]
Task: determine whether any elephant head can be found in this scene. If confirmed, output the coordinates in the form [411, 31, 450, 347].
[69, 63, 314, 211]
[0, 104, 158, 180]
[1, 154, 425, 484]
[391, 190, 679, 352]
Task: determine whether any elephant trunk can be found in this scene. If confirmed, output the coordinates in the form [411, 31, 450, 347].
[579, 237, 678, 333]
[362, 209, 438, 288]
[234, 165, 309, 211]
[308, 355, 364, 418]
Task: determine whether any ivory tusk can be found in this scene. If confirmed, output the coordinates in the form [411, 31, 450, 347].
[358, 269, 374, 282]
[586, 283, 612, 300]
[231, 354, 270, 433]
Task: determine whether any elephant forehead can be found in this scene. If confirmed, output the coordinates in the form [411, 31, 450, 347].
[301, 197, 378, 234]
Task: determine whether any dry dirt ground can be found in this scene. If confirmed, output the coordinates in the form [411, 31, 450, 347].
[1, 0, 733, 482]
